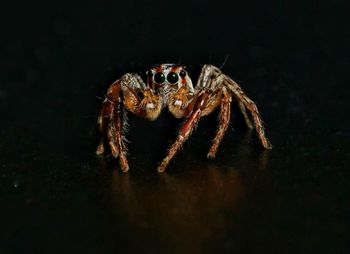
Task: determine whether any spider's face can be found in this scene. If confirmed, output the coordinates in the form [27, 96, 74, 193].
[147, 64, 194, 95]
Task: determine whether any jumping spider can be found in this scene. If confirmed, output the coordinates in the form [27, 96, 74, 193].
[96, 64, 272, 172]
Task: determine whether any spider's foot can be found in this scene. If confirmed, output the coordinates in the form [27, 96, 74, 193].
[119, 155, 129, 173]
[96, 143, 105, 155]
[207, 144, 219, 159]
[157, 160, 168, 173]
[121, 165, 129, 173]
[262, 139, 273, 150]
[157, 166, 165, 173]
[207, 151, 216, 159]
[108, 141, 120, 158]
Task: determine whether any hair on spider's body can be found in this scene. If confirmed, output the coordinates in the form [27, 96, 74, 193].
[96, 64, 272, 172]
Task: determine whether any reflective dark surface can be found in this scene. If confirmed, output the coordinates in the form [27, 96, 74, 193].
[1, 1, 349, 253]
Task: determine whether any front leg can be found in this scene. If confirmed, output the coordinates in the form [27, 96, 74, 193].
[105, 80, 129, 172]
[96, 97, 113, 155]
[157, 90, 211, 172]
[97, 73, 154, 172]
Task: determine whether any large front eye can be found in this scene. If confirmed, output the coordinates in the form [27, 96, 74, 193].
[167, 72, 179, 84]
[154, 72, 165, 84]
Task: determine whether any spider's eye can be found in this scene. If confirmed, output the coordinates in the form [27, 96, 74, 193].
[179, 70, 186, 78]
[167, 72, 179, 84]
[154, 72, 165, 84]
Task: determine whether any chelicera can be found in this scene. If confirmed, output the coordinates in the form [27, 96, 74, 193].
[96, 64, 272, 172]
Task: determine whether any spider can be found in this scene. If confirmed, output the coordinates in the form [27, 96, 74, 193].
[96, 64, 272, 172]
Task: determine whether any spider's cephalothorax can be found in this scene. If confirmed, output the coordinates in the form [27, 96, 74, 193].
[96, 64, 272, 172]
[146, 64, 195, 119]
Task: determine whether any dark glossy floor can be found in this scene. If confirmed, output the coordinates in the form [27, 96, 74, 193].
[1, 1, 349, 253]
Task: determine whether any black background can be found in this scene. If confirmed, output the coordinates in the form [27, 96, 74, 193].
[1, 1, 349, 253]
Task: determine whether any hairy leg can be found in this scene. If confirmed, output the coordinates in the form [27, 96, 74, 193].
[97, 79, 130, 172]
[96, 98, 112, 155]
[97, 73, 163, 172]
[157, 90, 211, 172]
[96, 78, 122, 155]
[225, 79, 272, 149]
[197, 65, 272, 149]
[106, 106, 120, 158]
[207, 88, 232, 158]
[112, 95, 129, 172]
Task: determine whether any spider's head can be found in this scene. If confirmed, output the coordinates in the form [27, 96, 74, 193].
[147, 64, 194, 95]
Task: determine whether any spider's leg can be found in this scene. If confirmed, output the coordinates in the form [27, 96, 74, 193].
[224, 78, 272, 149]
[238, 101, 254, 129]
[197, 65, 272, 149]
[157, 90, 211, 172]
[97, 78, 130, 172]
[97, 72, 162, 172]
[207, 88, 232, 158]
[96, 98, 112, 155]
[111, 95, 129, 172]
[106, 106, 120, 158]
[96, 79, 122, 156]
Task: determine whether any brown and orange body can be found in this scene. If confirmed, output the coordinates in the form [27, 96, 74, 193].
[96, 64, 272, 172]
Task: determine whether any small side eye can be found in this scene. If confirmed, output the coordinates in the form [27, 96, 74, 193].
[154, 72, 165, 84]
[179, 70, 186, 78]
[167, 72, 179, 84]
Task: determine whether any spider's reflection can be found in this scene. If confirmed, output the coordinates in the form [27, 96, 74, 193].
[109, 167, 243, 252]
